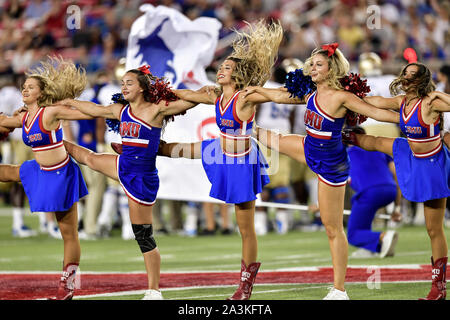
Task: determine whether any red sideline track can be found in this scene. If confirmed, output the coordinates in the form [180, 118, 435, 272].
[0, 265, 431, 300]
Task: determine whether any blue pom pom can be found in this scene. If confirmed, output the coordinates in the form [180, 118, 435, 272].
[111, 93, 127, 105]
[107, 93, 126, 133]
[106, 119, 121, 134]
[284, 68, 316, 99]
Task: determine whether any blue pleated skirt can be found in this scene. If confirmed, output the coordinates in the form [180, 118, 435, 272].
[393, 137, 450, 202]
[304, 135, 350, 187]
[201, 138, 270, 204]
[117, 155, 159, 206]
[19, 156, 88, 212]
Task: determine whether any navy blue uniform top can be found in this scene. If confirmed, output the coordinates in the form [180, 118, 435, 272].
[119, 105, 161, 168]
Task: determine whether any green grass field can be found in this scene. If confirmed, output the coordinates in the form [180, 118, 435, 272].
[1, 208, 449, 301]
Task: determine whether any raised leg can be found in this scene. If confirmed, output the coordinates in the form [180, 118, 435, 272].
[63, 140, 118, 180]
[158, 140, 202, 159]
[255, 126, 306, 164]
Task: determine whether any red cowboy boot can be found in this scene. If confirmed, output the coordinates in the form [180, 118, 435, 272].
[227, 260, 261, 300]
[49, 263, 79, 300]
[419, 256, 447, 300]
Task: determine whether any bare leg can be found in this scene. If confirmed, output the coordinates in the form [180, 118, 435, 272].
[424, 198, 448, 260]
[55, 204, 80, 266]
[255, 127, 306, 164]
[0, 164, 21, 182]
[317, 181, 348, 292]
[235, 201, 257, 265]
[128, 200, 160, 291]
[63, 140, 118, 180]
[355, 134, 395, 157]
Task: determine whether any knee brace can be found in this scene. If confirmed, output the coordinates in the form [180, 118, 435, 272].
[132, 224, 157, 253]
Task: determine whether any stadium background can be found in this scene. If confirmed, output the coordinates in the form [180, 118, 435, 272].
[0, 0, 450, 302]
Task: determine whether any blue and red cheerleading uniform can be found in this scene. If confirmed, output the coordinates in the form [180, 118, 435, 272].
[19, 107, 88, 212]
[117, 105, 161, 205]
[201, 91, 269, 204]
[393, 98, 450, 202]
[302, 91, 349, 187]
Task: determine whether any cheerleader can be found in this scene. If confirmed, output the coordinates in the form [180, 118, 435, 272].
[344, 65, 450, 300]
[158, 20, 283, 300]
[56, 65, 198, 300]
[244, 43, 399, 299]
[0, 58, 91, 299]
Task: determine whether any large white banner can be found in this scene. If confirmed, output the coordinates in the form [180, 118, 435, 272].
[126, 4, 224, 203]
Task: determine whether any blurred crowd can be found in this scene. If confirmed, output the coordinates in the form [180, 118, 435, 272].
[0, 0, 449, 241]
[0, 0, 448, 80]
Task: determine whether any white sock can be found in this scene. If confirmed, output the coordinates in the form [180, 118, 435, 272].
[12, 207, 24, 230]
[254, 210, 268, 235]
[97, 187, 118, 227]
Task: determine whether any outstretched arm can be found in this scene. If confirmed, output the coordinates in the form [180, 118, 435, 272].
[48, 104, 94, 121]
[244, 86, 305, 104]
[343, 91, 400, 123]
[428, 92, 450, 113]
[55, 99, 123, 119]
[173, 86, 217, 105]
[158, 99, 199, 117]
[0, 112, 24, 129]
[429, 91, 450, 106]
[363, 95, 402, 110]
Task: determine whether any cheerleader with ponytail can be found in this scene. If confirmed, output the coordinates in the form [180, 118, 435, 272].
[243, 43, 399, 299]
[157, 19, 283, 300]
[0, 57, 92, 300]
[343, 63, 450, 300]
[54, 64, 199, 300]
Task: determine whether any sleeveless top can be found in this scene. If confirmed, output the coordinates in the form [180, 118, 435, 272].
[399, 97, 442, 158]
[215, 91, 255, 141]
[119, 105, 161, 163]
[304, 91, 346, 145]
[22, 107, 63, 152]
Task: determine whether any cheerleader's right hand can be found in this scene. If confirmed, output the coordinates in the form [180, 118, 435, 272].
[243, 86, 259, 98]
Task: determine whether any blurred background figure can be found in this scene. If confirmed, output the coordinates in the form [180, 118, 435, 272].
[346, 128, 402, 258]
[255, 60, 296, 235]
[199, 202, 233, 235]
[0, 74, 36, 237]
[94, 59, 134, 240]
[63, 71, 108, 240]
[152, 200, 184, 235]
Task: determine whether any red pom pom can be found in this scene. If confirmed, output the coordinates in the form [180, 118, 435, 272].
[340, 73, 371, 125]
[144, 77, 185, 122]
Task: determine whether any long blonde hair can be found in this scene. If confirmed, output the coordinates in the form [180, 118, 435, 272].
[303, 47, 350, 90]
[221, 20, 283, 92]
[26, 57, 87, 107]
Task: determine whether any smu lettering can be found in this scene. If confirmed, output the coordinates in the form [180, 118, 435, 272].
[405, 126, 423, 135]
[28, 133, 42, 142]
[121, 122, 141, 137]
[304, 109, 324, 130]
